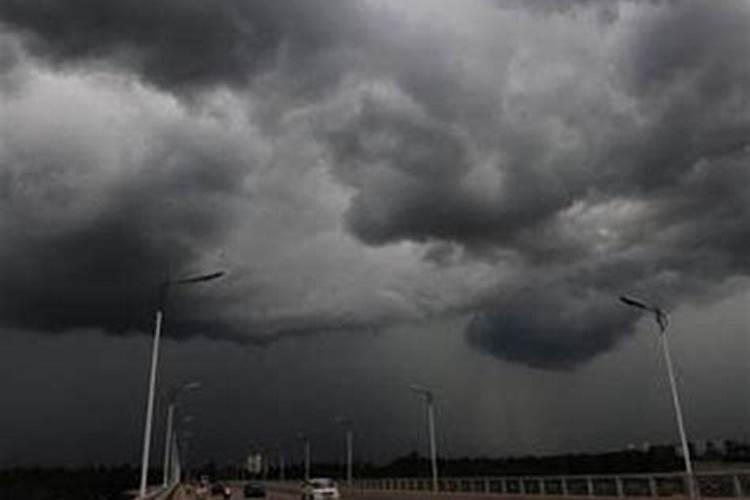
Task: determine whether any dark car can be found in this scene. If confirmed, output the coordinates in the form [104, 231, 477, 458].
[243, 482, 266, 498]
[211, 483, 232, 498]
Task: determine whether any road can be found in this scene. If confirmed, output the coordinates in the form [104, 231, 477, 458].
[176, 485, 302, 500]
[176, 485, 405, 500]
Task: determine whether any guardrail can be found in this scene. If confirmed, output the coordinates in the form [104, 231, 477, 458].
[349, 470, 750, 498]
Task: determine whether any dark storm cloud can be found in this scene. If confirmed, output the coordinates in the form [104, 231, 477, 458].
[1, 0, 749, 369]
[0, 163, 238, 335]
[0, 82, 250, 335]
[319, 0, 750, 367]
[466, 286, 636, 369]
[0, 0, 361, 91]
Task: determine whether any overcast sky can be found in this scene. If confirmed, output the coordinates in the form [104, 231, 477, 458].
[1, 0, 750, 468]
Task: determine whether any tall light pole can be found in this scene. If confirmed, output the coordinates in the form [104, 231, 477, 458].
[620, 295, 694, 497]
[410, 384, 438, 493]
[163, 382, 201, 487]
[138, 271, 224, 498]
[297, 432, 311, 481]
[334, 417, 354, 486]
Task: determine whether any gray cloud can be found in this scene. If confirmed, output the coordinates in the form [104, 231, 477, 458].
[1, 0, 749, 369]
[466, 286, 636, 370]
[0, 0, 366, 92]
[319, 0, 750, 367]
[0, 74, 252, 335]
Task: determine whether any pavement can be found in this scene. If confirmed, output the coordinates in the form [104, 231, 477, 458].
[175, 484, 301, 500]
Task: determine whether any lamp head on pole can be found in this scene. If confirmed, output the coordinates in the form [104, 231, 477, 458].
[655, 309, 669, 333]
[182, 381, 202, 391]
[167, 380, 202, 403]
[619, 295, 651, 311]
[178, 430, 194, 441]
[410, 384, 434, 403]
[157, 270, 225, 308]
[619, 295, 669, 333]
[334, 416, 353, 427]
[170, 271, 226, 286]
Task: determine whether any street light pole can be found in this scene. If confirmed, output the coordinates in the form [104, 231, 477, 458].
[263, 447, 270, 480]
[172, 437, 181, 483]
[346, 429, 353, 486]
[620, 296, 694, 497]
[162, 403, 174, 487]
[297, 433, 311, 481]
[139, 305, 164, 498]
[172, 415, 195, 482]
[163, 382, 201, 487]
[175, 431, 193, 484]
[335, 417, 354, 486]
[426, 398, 438, 493]
[138, 271, 223, 498]
[305, 439, 311, 481]
[410, 385, 439, 493]
[661, 332, 693, 476]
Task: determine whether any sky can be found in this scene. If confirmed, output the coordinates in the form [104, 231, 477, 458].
[0, 0, 749, 468]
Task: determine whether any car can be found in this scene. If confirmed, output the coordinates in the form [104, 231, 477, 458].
[195, 476, 211, 496]
[243, 482, 266, 498]
[301, 478, 340, 500]
[211, 483, 232, 498]
[196, 483, 210, 498]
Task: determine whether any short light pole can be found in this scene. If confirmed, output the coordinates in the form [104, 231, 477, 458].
[175, 430, 194, 484]
[305, 440, 311, 481]
[410, 384, 439, 493]
[163, 382, 201, 487]
[163, 404, 174, 487]
[171, 434, 181, 483]
[138, 271, 224, 498]
[297, 432, 311, 481]
[175, 414, 195, 482]
[334, 417, 354, 486]
[620, 295, 694, 497]
[263, 447, 270, 480]
[279, 451, 286, 481]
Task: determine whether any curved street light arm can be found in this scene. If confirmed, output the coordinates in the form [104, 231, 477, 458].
[620, 295, 669, 333]
[169, 271, 226, 286]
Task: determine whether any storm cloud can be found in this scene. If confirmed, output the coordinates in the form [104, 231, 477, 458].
[1, 0, 749, 368]
[0, 0, 368, 91]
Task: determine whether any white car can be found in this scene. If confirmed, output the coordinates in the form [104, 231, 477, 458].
[301, 478, 341, 500]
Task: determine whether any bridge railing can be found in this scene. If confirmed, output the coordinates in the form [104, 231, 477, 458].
[349, 470, 750, 498]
